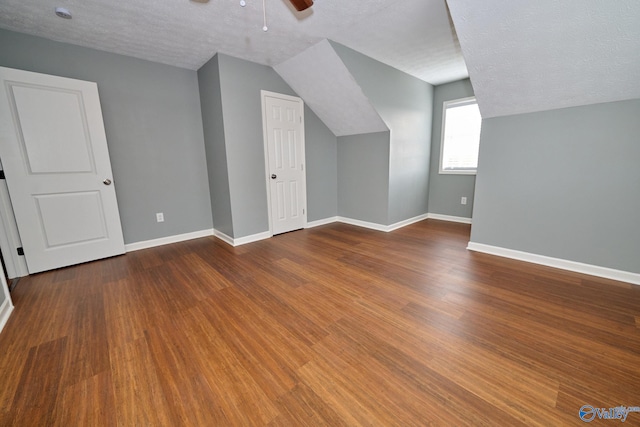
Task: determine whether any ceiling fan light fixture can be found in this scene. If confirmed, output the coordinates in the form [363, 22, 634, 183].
[289, 0, 313, 12]
[54, 7, 72, 19]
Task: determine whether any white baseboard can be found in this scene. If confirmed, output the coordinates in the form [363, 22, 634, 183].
[213, 229, 234, 246]
[125, 229, 214, 252]
[0, 299, 14, 334]
[337, 213, 430, 233]
[214, 229, 272, 247]
[337, 216, 389, 232]
[387, 213, 430, 232]
[233, 231, 272, 246]
[120, 214, 459, 252]
[467, 242, 640, 286]
[306, 217, 339, 228]
[427, 213, 472, 224]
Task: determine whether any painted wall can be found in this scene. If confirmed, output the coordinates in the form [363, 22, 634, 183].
[428, 79, 476, 218]
[332, 42, 434, 225]
[198, 55, 234, 238]
[0, 29, 213, 244]
[470, 98, 640, 274]
[304, 105, 338, 222]
[207, 54, 338, 238]
[337, 131, 390, 225]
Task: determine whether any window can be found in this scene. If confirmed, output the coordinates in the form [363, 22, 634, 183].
[439, 97, 482, 174]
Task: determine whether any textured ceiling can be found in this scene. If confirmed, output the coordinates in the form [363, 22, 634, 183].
[275, 40, 388, 137]
[0, 0, 468, 85]
[447, 0, 640, 118]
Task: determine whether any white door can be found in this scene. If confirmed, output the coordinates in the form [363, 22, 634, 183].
[262, 91, 307, 235]
[0, 67, 125, 274]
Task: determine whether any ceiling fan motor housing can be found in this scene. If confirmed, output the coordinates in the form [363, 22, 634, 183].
[289, 0, 313, 12]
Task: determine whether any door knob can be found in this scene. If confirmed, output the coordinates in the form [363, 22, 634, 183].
[103, 179, 112, 185]
[271, 174, 277, 179]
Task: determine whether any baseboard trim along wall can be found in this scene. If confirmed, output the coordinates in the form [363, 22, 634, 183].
[212, 229, 234, 246]
[467, 242, 640, 286]
[213, 229, 273, 247]
[337, 217, 389, 232]
[426, 213, 472, 224]
[125, 229, 214, 252]
[123, 213, 469, 252]
[308, 213, 464, 232]
[306, 217, 339, 228]
[0, 299, 14, 335]
[335, 215, 429, 232]
[232, 231, 272, 246]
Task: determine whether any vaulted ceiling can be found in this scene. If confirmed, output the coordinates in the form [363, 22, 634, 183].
[0, 0, 468, 86]
[447, 0, 640, 118]
[3, 0, 637, 119]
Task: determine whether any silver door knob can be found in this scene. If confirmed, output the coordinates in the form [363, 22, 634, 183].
[103, 179, 112, 185]
[271, 174, 277, 179]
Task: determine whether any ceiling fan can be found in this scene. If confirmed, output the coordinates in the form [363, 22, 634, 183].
[288, 0, 313, 11]
[191, 0, 313, 12]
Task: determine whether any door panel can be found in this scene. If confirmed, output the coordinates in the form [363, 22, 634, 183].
[13, 85, 94, 174]
[35, 191, 107, 247]
[263, 92, 306, 235]
[0, 66, 125, 274]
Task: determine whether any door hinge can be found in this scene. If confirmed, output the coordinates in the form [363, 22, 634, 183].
[0, 171, 5, 179]
[301, 164, 304, 171]
[17, 247, 24, 256]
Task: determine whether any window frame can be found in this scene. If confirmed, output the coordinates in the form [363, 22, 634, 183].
[439, 96, 481, 175]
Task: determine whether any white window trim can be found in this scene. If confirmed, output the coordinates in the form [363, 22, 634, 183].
[439, 96, 479, 175]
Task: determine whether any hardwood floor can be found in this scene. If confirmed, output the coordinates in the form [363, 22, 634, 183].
[1, 219, 639, 426]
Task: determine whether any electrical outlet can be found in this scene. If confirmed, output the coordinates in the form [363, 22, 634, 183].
[156, 212, 164, 222]
[461, 197, 467, 205]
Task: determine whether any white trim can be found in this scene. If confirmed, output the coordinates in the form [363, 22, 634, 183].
[0, 298, 13, 334]
[439, 95, 480, 175]
[213, 229, 235, 246]
[306, 217, 339, 228]
[0, 165, 29, 278]
[125, 229, 214, 252]
[213, 230, 272, 247]
[427, 213, 472, 224]
[467, 242, 640, 286]
[337, 217, 389, 232]
[387, 213, 430, 231]
[337, 213, 430, 233]
[234, 231, 272, 246]
[0, 274, 14, 334]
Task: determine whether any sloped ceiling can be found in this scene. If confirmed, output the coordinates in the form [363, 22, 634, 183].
[274, 40, 388, 137]
[447, 0, 640, 118]
[0, 0, 467, 85]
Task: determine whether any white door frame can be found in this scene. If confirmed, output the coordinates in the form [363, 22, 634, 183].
[260, 90, 307, 236]
[0, 271, 14, 334]
[0, 160, 29, 279]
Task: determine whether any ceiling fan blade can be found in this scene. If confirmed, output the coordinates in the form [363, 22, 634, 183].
[289, 0, 313, 12]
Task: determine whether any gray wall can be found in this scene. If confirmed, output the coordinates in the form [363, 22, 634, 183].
[0, 29, 213, 244]
[208, 54, 338, 238]
[198, 55, 234, 238]
[304, 105, 338, 222]
[338, 131, 390, 225]
[471, 98, 640, 274]
[428, 79, 476, 218]
[332, 42, 434, 225]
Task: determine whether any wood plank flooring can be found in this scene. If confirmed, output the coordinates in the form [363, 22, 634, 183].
[1, 219, 639, 426]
